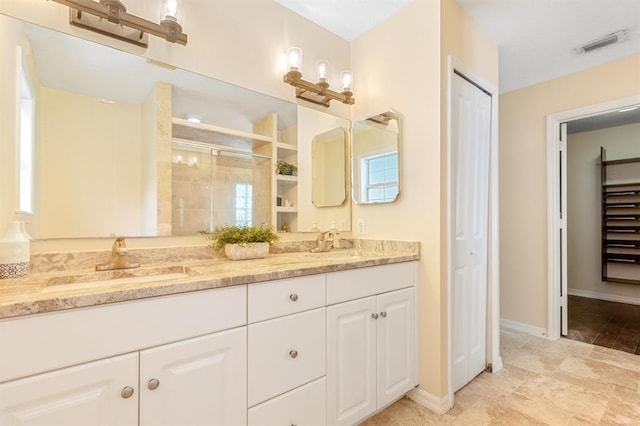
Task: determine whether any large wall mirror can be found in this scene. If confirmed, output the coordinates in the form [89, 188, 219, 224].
[0, 13, 351, 238]
[351, 111, 400, 204]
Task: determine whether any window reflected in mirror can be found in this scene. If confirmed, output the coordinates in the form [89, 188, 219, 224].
[312, 127, 346, 207]
[352, 111, 400, 204]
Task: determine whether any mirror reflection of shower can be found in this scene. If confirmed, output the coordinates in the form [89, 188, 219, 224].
[171, 140, 271, 236]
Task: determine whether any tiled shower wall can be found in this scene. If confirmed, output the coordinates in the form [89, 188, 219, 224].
[171, 148, 270, 236]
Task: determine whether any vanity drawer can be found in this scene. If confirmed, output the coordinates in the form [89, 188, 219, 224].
[327, 262, 416, 305]
[248, 308, 326, 407]
[248, 377, 326, 426]
[0, 285, 247, 383]
[248, 274, 325, 323]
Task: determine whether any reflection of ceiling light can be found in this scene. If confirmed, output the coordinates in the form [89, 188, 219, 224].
[99, 99, 116, 104]
[619, 106, 639, 113]
[186, 114, 201, 123]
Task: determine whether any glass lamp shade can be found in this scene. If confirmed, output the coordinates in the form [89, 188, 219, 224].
[316, 60, 329, 83]
[162, 0, 180, 21]
[341, 70, 353, 92]
[287, 47, 302, 72]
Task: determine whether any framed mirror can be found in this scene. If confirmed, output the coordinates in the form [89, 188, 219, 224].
[312, 127, 346, 207]
[351, 111, 400, 204]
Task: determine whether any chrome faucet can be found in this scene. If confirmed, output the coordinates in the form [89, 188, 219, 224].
[310, 230, 337, 253]
[95, 236, 140, 271]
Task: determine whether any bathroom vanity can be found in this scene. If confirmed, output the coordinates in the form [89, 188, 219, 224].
[0, 246, 418, 426]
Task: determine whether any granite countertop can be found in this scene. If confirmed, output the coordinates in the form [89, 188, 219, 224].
[0, 245, 419, 320]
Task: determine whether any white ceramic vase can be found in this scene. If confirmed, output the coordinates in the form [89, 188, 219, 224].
[224, 242, 270, 261]
[0, 221, 30, 279]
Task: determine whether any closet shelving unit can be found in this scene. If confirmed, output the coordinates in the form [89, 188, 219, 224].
[601, 147, 640, 285]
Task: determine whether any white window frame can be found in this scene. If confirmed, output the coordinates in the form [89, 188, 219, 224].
[360, 152, 398, 203]
[235, 183, 253, 227]
[17, 46, 35, 216]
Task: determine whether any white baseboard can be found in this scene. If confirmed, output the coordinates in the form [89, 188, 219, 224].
[490, 355, 504, 373]
[407, 387, 450, 415]
[568, 288, 640, 306]
[500, 318, 547, 337]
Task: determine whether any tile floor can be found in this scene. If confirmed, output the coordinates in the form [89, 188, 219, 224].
[567, 295, 640, 355]
[362, 329, 640, 425]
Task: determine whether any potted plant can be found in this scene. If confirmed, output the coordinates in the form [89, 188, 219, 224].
[276, 160, 297, 176]
[203, 225, 279, 260]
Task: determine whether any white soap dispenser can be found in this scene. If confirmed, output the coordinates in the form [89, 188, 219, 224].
[0, 221, 30, 279]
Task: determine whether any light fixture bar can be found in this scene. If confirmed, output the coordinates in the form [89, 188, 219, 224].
[283, 70, 354, 107]
[50, 0, 187, 47]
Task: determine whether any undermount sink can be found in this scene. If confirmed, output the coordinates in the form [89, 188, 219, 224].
[42, 265, 195, 293]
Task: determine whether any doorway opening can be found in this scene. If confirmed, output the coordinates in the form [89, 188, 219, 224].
[546, 95, 640, 352]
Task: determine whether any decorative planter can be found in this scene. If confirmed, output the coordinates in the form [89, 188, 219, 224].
[224, 242, 270, 261]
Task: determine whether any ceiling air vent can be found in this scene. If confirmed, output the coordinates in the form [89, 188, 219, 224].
[576, 30, 629, 54]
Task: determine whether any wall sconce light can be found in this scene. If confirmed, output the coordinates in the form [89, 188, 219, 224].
[49, 0, 188, 47]
[283, 47, 354, 107]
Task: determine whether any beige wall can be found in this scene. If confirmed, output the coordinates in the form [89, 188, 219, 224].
[38, 87, 143, 238]
[568, 123, 640, 300]
[352, 0, 497, 398]
[500, 55, 640, 329]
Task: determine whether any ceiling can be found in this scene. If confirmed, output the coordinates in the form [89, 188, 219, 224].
[274, 0, 415, 41]
[275, 0, 640, 93]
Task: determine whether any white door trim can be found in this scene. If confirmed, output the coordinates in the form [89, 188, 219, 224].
[545, 94, 640, 340]
[447, 55, 501, 409]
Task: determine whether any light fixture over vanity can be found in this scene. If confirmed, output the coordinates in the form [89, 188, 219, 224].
[283, 47, 355, 107]
[49, 0, 188, 47]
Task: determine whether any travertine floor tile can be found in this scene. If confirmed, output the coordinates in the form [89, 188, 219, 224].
[364, 330, 640, 425]
[557, 356, 640, 391]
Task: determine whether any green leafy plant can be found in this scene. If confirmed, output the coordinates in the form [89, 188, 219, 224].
[202, 225, 279, 252]
[276, 160, 297, 176]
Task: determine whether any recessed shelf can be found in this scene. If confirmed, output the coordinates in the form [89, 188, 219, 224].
[276, 175, 298, 183]
[172, 117, 273, 151]
[276, 206, 298, 213]
[277, 142, 298, 157]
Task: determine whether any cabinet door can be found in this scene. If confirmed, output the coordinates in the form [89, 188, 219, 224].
[139, 327, 247, 426]
[0, 353, 138, 426]
[327, 296, 377, 426]
[377, 287, 416, 407]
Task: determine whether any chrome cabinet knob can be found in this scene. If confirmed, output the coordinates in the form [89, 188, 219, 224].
[289, 293, 299, 302]
[289, 349, 299, 359]
[121, 386, 134, 399]
[371, 313, 379, 320]
[380, 311, 387, 318]
[147, 378, 160, 390]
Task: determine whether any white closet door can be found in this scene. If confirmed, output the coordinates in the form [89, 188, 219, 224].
[451, 72, 492, 392]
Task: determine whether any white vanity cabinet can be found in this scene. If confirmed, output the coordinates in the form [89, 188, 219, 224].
[0, 285, 247, 426]
[326, 263, 417, 426]
[0, 329, 247, 426]
[0, 353, 139, 425]
[139, 328, 247, 426]
[247, 275, 327, 425]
